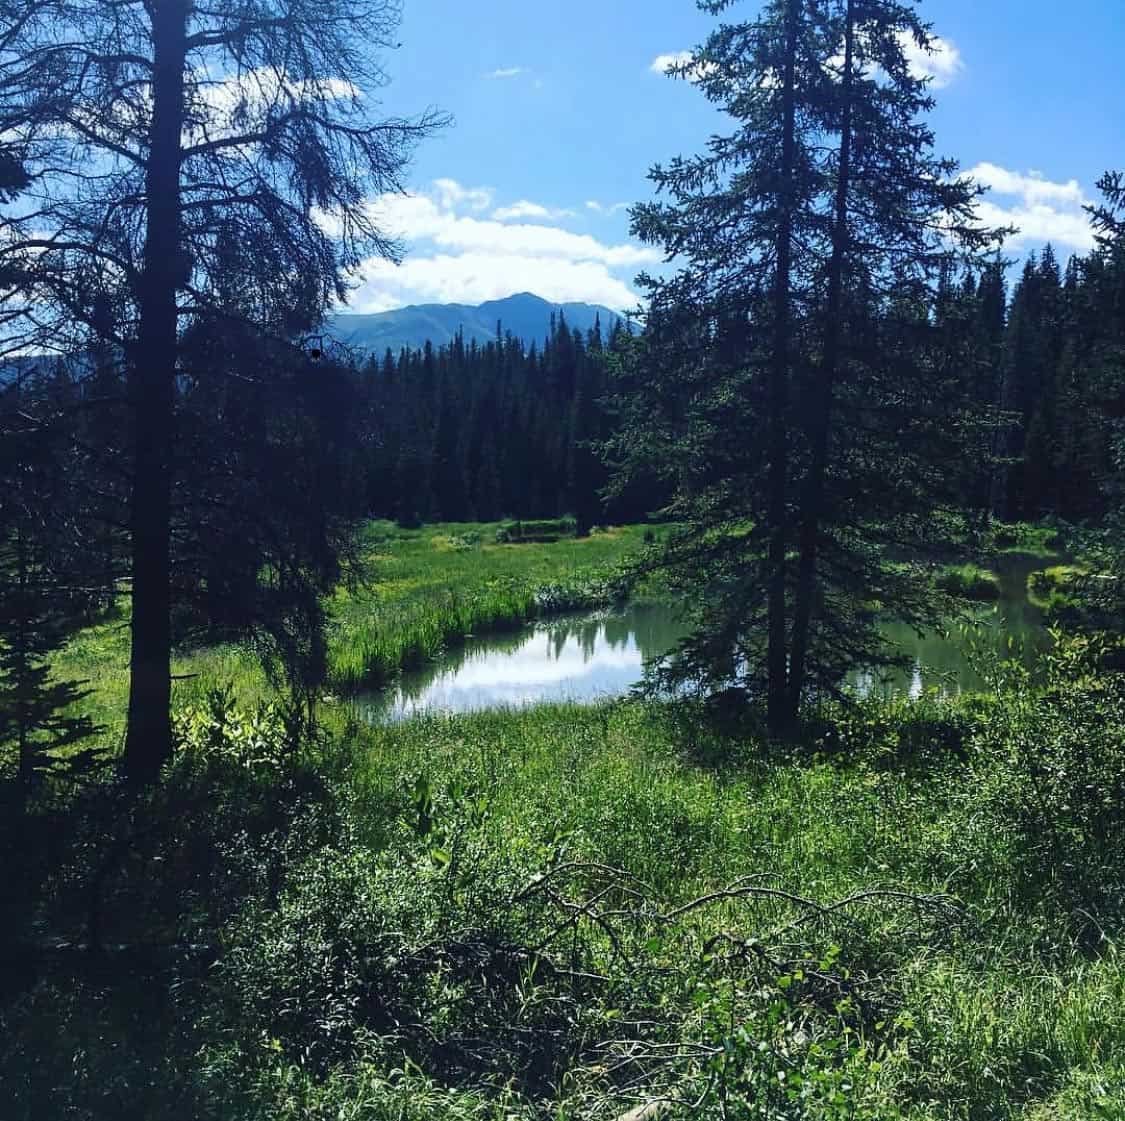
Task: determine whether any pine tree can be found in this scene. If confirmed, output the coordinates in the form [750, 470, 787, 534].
[610, 0, 827, 730]
[0, 0, 445, 782]
[606, 0, 1000, 731]
[0, 371, 100, 804]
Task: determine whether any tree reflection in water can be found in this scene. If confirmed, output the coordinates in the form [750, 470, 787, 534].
[351, 554, 1058, 723]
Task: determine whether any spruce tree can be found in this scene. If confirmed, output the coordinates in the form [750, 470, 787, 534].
[606, 0, 1001, 731]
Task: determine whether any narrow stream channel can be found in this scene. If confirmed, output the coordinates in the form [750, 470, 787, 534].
[352, 554, 1059, 722]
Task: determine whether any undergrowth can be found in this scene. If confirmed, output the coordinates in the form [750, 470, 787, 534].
[4, 636, 1125, 1120]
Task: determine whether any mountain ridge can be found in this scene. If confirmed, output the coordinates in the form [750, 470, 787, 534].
[328, 292, 622, 354]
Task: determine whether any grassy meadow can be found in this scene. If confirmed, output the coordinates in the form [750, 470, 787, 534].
[51, 520, 653, 745]
[6, 521, 1125, 1121]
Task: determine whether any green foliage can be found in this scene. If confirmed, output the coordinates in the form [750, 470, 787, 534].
[935, 563, 1001, 601]
[969, 634, 1125, 910]
[0, 366, 108, 793]
[326, 522, 645, 689]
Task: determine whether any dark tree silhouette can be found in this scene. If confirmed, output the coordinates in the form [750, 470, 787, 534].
[0, 367, 101, 807]
[0, 0, 446, 782]
[605, 0, 1002, 733]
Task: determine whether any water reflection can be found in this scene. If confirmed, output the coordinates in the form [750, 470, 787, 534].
[351, 602, 686, 723]
[352, 554, 1059, 721]
[848, 553, 1055, 698]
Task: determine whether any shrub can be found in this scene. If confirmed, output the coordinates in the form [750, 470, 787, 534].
[936, 563, 1001, 600]
[973, 636, 1125, 911]
[1027, 565, 1085, 616]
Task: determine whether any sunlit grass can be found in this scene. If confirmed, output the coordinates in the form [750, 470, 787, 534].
[51, 520, 653, 744]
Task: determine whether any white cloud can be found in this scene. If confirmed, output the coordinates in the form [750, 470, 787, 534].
[969, 163, 1095, 251]
[365, 186, 659, 268]
[492, 200, 576, 222]
[349, 254, 642, 315]
[198, 69, 359, 112]
[485, 67, 525, 80]
[650, 50, 720, 83]
[432, 178, 494, 213]
[971, 163, 1085, 209]
[586, 200, 630, 216]
[825, 32, 962, 88]
[898, 32, 963, 88]
[651, 51, 695, 75]
[342, 179, 655, 313]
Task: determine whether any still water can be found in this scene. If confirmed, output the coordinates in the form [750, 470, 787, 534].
[353, 555, 1056, 722]
[353, 602, 686, 723]
[848, 553, 1054, 698]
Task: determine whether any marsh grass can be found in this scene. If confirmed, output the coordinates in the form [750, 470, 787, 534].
[1026, 564, 1087, 614]
[935, 562, 1002, 600]
[9, 520, 1125, 1121]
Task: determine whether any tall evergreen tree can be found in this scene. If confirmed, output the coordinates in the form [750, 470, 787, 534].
[605, 0, 1000, 731]
[0, 0, 444, 781]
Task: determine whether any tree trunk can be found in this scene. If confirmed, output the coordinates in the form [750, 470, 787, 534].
[15, 521, 32, 807]
[789, 0, 855, 720]
[766, 0, 799, 736]
[123, 0, 188, 785]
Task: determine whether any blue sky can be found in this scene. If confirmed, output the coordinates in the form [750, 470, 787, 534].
[344, 0, 1125, 314]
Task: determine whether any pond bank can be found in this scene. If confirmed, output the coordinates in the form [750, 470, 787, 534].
[352, 551, 1065, 721]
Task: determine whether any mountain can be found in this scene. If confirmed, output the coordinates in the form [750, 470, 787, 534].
[328, 292, 621, 355]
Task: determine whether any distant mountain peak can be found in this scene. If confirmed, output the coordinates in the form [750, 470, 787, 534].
[329, 293, 620, 355]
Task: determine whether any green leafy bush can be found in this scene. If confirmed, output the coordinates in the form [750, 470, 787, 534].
[972, 635, 1125, 910]
[935, 563, 1001, 600]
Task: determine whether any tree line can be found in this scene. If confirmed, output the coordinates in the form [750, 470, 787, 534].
[353, 312, 653, 531]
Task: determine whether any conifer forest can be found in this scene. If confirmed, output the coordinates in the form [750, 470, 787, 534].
[1, 1, 1124, 1118]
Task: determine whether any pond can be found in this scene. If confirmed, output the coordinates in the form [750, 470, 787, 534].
[848, 553, 1056, 699]
[352, 601, 685, 723]
[352, 554, 1058, 722]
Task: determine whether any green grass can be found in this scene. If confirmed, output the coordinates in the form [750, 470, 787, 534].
[936, 562, 1002, 600]
[325, 520, 651, 689]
